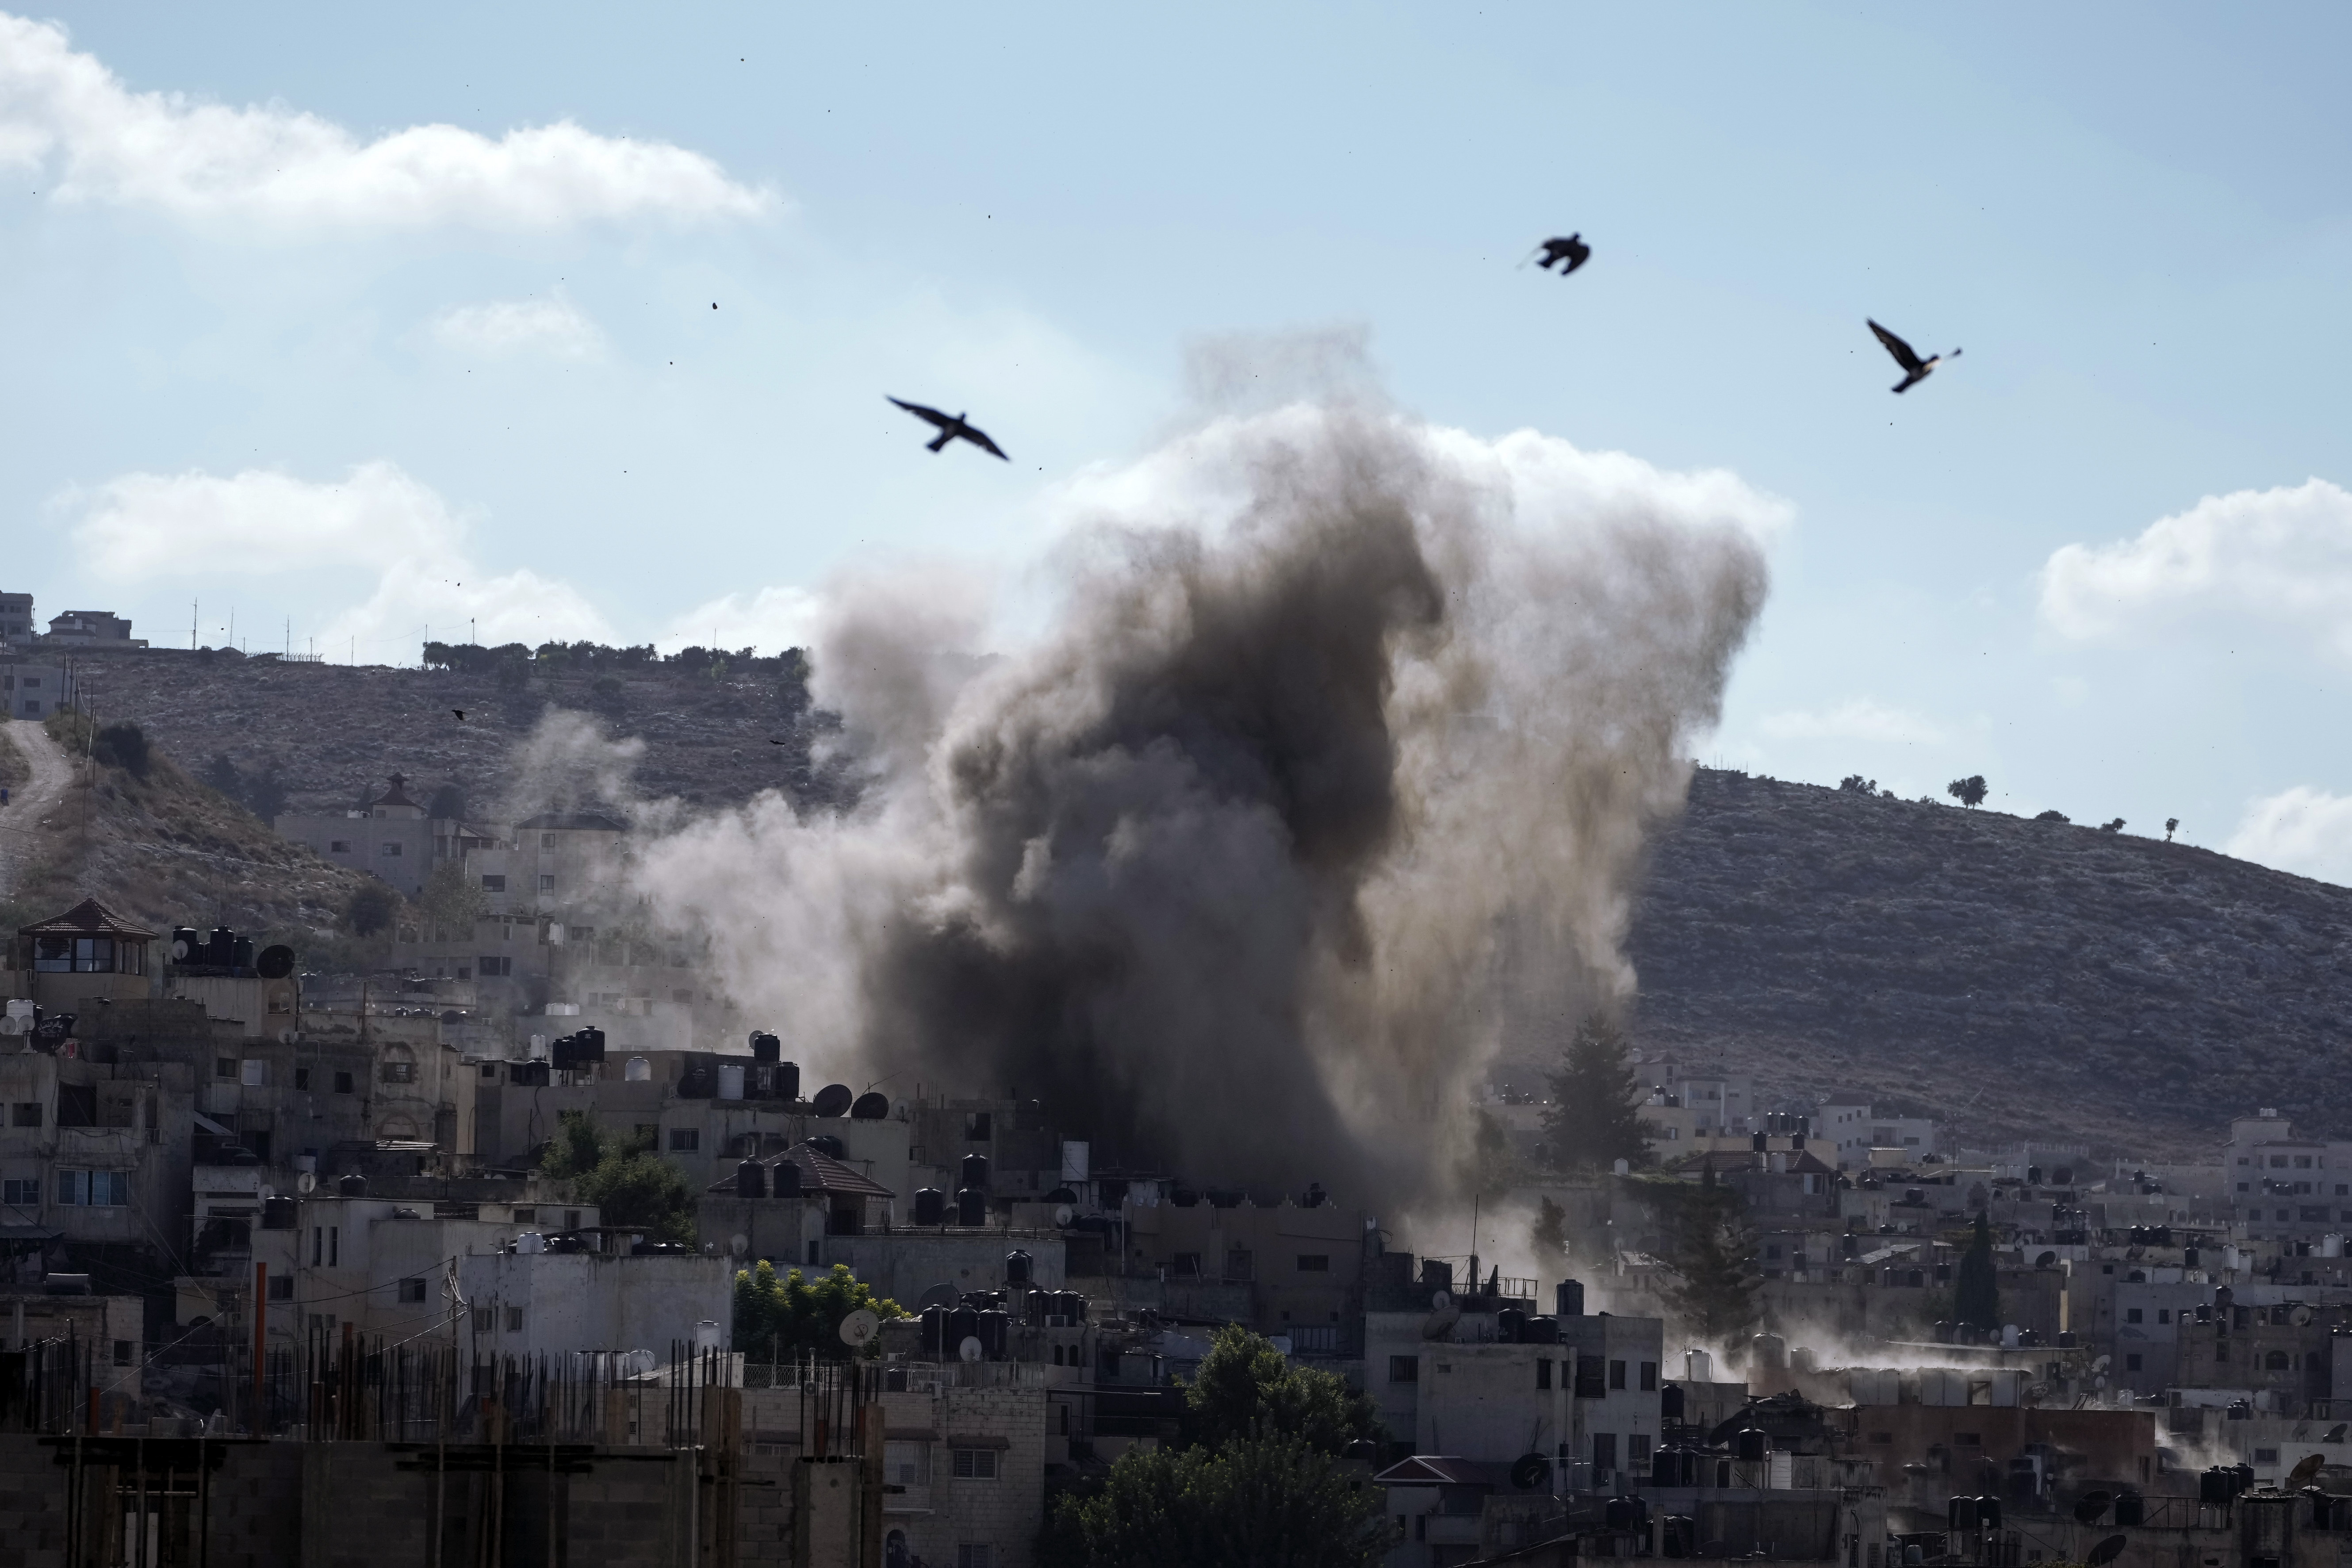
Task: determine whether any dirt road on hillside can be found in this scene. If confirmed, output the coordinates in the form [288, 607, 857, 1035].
[0, 719, 75, 899]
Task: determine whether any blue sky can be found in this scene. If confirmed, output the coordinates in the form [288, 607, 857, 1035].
[5, 4, 2352, 876]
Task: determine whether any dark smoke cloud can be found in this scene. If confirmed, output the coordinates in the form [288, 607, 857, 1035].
[632, 360, 1776, 1205]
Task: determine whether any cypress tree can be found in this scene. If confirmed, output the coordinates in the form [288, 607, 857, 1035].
[1541, 1015, 1655, 1170]
[1954, 1209, 2000, 1332]
[1659, 1165, 1762, 1342]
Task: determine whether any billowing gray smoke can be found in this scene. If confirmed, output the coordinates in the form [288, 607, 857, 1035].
[632, 363, 1776, 1205]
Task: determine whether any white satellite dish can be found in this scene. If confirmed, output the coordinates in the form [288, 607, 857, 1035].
[2293, 1304, 2316, 1327]
[1053, 1205, 1076, 1227]
[296, 1172, 317, 1195]
[729, 1233, 750, 1258]
[839, 1308, 880, 1349]
[1431, 1290, 1453, 1312]
[0, 1015, 21, 1035]
[958, 1335, 984, 1363]
[1421, 1303, 1461, 1341]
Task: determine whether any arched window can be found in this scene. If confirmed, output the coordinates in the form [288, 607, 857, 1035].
[379, 1115, 420, 1141]
[2265, 1350, 2291, 1371]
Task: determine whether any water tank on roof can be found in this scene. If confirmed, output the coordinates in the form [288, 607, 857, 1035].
[1949, 1497, 1979, 1532]
[1521, 1315, 1558, 1344]
[913, 1188, 946, 1226]
[170, 927, 199, 964]
[977, 1308, 1010, 1358]
[1005, 1249, 1034, 1286]
[961, 1153, 990, 1191]
[749, 1031, 781, 1063]
[232, 937, 255, 971]
[773, 1162, 802, 1199]
[1752, 1131, 1769, 1152]
[717, 1064, 745, 1101]
[260, 1196, 296, 1230]
[209, 928, 236, 967]
[1496, 1307, 1526, 1343]
[625, 1057, 652, 1082]
[804, 1135, 844, 1160]
[1736, 1427, 1769, 1462]
[1556, 1279, 1584, 1317]
[919, 1304, 946, 1357]
[947, 1306, 979, 1353]
[955, 1188, 985, 1227]
[676, 1053, 718, 1099]
[736, 1161, 766, 1200]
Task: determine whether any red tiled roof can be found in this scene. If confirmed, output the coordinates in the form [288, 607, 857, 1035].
[1373, 1455, 1502, 1487]
[705, 1142, 896, 1200]
[19, 898, 154, 941]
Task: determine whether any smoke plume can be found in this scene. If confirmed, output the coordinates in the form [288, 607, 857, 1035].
[632, 361, 1776, 1204]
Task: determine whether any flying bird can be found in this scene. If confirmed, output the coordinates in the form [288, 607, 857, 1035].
[888, 397, 1009, 460]
[1868, 319, 1961, 394]
[452, 709, 466, 721]
[1525, 234, 1592, 275]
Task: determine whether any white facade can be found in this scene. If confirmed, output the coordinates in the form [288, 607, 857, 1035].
[458, 1248, 734, 1358]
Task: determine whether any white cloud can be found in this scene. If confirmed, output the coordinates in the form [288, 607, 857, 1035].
[431, 295, 604, 359]
[2039, 478, 2352, 656]
[1755, 698, 1947, 746]
[2225, 786, 2352, 887]
[64, 460, 611, 654]
[0, 13, 771, 230]
[659, 585, 823, 655]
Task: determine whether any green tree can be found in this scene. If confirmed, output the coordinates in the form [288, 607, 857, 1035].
[1954, 1209, 2000, 1332]
[1658, 1166, 1761, 1342]
[417, 860, 486, 941]
[732, 1261, 904, 1360]
[201, 753, 244, 801]
[1183, 1325, 1382, 1455]
[1532, 1196, 1569, 1266]
[1946, 774, 1988, 808]
[91, 721, 151, 779]
[1542, 1015, 1655, 1170]
[1041, 1432, 1389, 1568]
[344, 881, 398, 938]
[536, 1110, 694, 1242]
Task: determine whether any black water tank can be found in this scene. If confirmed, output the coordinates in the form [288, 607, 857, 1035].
[977, 1308, 1010, 1358]
[170, 926, 199, 964]
[1736, 1427, 1769, 1463]
[749, 1031, 781, 1062]
[773, 1162, 802, 1199]
[2199, 1468, 2233, 1507]
[1496, 1307, 1526, 1343]
[961, 1153, 991, 1191]
[913, 1188, 946, 1226]
[231, 937, 255, 972]
[920, 1304, 946, 1357]
[260, 1196, 296, 1229]
[1751, 1131, 1769, 1152]
[851, 1092, 890, 1120]
[1169, 1185, 1199, 1208]
[1976, 1497, 2003, 1530]
[1060, 1291, 1088, 1323]
[338, 1173, 367, 1197]
[2115, 1493, 2145, 1527]
[1005, 1249, 1034, 1286]
[575, 1027, 605, 1062]
[804, 1135, 844, 1160]
[677, 1053, 717, 1098]
[735, 1161, 766, 1200]
[947, 1306, 980, 1353]
[1521, 1315, 1559, 1344]
[1556, 1279, 1584, 1317]
[1660, 1384, 1686, 1420]
[811, 1083, 853, 1118]
[1606, 1497, 1648, 1531]
[956, 1187, 985, 1227]
[777, 1061, 801, 1102]
[209, 927, 236, 966]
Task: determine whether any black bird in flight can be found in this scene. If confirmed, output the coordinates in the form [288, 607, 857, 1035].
[1525, 234, 1592, 275]
[1868, 319, 1960, 394]
[888, 397, 1009, 460]
[452, 709, 466, 721]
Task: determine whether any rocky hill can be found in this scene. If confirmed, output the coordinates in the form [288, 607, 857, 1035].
[1619, 768, 2352, 1158]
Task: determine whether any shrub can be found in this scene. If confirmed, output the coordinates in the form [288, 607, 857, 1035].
[91, 721, 151, 779]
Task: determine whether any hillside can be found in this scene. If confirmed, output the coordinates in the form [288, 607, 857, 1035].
[1619, 769, 2352, 1158]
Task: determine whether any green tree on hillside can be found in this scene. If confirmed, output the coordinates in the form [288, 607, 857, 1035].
[1954, 1209, 2000, 1333]
[343, 882, 397, 938]
[1947, 775, 1988, 808]
[1532, 1196, 1569, 1267]
[1542, 1015, 1655, 1170]
[538, 1110, 694, 1242]
[1658, 1166, 1761, 1342]
[732, 1261, 903, 1360]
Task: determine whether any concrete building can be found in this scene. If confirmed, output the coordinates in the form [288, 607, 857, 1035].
[43, 609, 142, 646]
[0, 590, 32, 647]
[1126, 1188, 1376, 1354]
[0, 1047, 195, 1297]
[457, 1245, 732, 1359]
[871, 1367, 1051, 1568]
[0, 650, 73, 717]
[272, 773, 440, 897]
[1819, 1102, 1940, 1169]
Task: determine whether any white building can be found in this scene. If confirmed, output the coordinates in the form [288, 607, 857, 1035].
[458, 1245, 733, 1359]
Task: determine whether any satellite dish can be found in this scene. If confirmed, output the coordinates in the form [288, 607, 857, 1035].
[2092, 1355, 2112, 1372]
[839, 1308, 881, 1349]
[850, 1091, 890, 1120]
[0, 1016, 19, 1036]
[918, 1282, 958, 1311]
[729, 1233, 749, 1258]
[1509, 1452, 1550, 1491]
[1431, 1290, 1453, 1311]
[2087, 1536, 2127, 1568]
[2293, 1304, 2316, 1327]
[2326, 1422, 2348, 1445]
[1053, 1205, 1076, 1227]
[296, 1172, 317, 1194]
[2286, 1453, 2327, 1489]
[170, 932, 198, 963]
[255, 945, 296, 979]
[2073, 1491, 2112, 1525]
[958, 1335, 984, 1364]
[1421, 1303, 1461, 1341]
[811, 1084, 854, 1118]
[2036, 1250, 2058, 1268]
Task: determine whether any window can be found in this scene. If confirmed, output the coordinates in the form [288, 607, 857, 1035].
[541, 833, 557, 849]
[240, 1059, 268, 1088]
[1536, 1358, 1552, 1390]
[2126, 1307, 2143, 1323]
[2126, 1354, 2143, 1372]
[513, 1208, 535, 1222]
[54, 1170, 129, 1206]
[2298, 1157, 2314, 1169]
[2266, 1351, 2291, 1371]
[1297, 1254, 1329, 1272]
[9, 1102, 38, 1127]
[539, 875, 555, 893]
[565, 1210, 581, 1231]
[481, 875, 506, 892]
[268, 1275, 293, 1301]
[2256, 1447, 2280, 1464]
[215, 1058, 236, 1080]
[113, 1339, 134, 1366]
[1592, 1433, 1618, 1472]
[478, 956, 512, 978]
[951, 1449, 998, 1480]
[2158, 1309, 2171, 1324]
[506, 1307, 525, 1333]
[1628, 1434, 1651, 1469]
[293, 1067, 310, 1090]
[398, 1278, 427, 1303]
[669, 1129, 700, 1152]
[329, 840, 351, 854]
[1640, 1360, 1659, 1392]
[1609, 1359, 1628, 1390]
[381, 842, 402, 858]
[1171, 1252, 1202, 1277]
[2, 1178, 38, 1206]
[333, 1071, 354, 1094]
[956, 1548, 994, 1568]
[480, 1064, 499, 1080]
[472, 1308, 493, 1334]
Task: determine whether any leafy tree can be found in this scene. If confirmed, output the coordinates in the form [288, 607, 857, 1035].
[344, 882, 398, 938]
[1954, 1209, 2000, 1332]
[1041, 1432, 1389, 1568]
[2165, 817, 2180, 842]
[1184, 1325, 1383, 1455]
[245, 764, 288, 823]
[1839, 775, 1878, 794]
[1532, 1196, 1569, 1266]
[1657, 1166, 1761, 1342]
[417, 861, 486, 941]
[1542, 1015, 1655, 1170]
[201, 753, 244, 800]
[733, 1261, 904, 1360]
[2033, 809, 2069, 824]
[428, 782, 467, 819]
[1946, 775, 1988, 809]
[536, 1110, 694, 1242]
[92, 721, 151, 779]
[2100, 818, 2125, 833]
